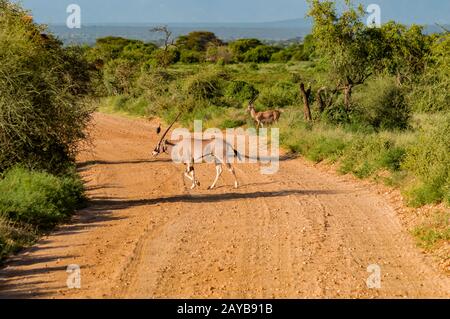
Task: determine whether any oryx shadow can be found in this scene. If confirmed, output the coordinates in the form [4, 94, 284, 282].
[89, 189, 344, 209]
[77, 158, 172, 169]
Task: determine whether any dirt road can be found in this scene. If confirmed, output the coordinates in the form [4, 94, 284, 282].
[0, 113, 449, 298]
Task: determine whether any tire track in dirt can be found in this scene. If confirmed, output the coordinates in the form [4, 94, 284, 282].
[0, 113, 448, 299]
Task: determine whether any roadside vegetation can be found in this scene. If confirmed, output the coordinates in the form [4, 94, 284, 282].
[0, 1, 93, 261]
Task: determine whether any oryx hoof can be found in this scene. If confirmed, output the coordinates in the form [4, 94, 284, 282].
[190, 184, 197, 190]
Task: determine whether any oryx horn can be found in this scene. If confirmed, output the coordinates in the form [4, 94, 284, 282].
[156, 112, 182, 147]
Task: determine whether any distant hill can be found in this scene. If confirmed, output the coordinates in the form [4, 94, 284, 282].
[47, 18, 447, 46]
[48, 19, 313, 45]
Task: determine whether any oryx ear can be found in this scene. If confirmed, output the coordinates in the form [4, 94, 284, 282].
[156, 124, 162, 135]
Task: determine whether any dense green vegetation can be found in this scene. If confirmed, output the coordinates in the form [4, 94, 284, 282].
[0, 1, 92, 261]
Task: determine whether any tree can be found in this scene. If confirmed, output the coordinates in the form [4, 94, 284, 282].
[150, 25, 176, 68]
[299, 83, 313, 122]
[379, 22, 431, 85]
[229, 39, 262, 62]
[176, 31, 223, 52]
[150, 25, 174, 51]
[308, 0, 383, 109]
[243, 45, 280, 63]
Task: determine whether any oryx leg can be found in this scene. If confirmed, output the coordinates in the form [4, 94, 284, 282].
[208, 160, 223, 190]
[184, 163, 200, 189]
[226, 163, 239, 189]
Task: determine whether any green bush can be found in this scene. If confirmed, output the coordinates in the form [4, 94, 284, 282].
[271, 50, 293, 62]
[0, 1, 93, 174]
[243, 45, 280, 63]
[183, 67, 228, 100]
[306, 136, 347, 163]
[119, 42, 157, 64]
[258, 81, 299, 108]
[103, 58, 140, 95]
[403, 114, 450, 206]
[409, 33, 450, 113]
[229, 39, 262, 62]
[0, 167, 84, 229]
[150, 48, 180, 67]
[225, 80, 259, 102]
[87, 36, 141, 63]
[180, 50, 204, 63]
[340, 135, 405, 178]
[176, 31, 223, 52]
[218, 118, 246, 129]
[412, 211, 450, 250]
[354, 76, 411, 130]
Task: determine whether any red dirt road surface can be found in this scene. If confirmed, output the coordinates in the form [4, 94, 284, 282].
[0, 113, 449, 298]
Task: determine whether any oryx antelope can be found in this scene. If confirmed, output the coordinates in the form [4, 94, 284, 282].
[152, 115, 241, 190]
[247, 97, 282, 129]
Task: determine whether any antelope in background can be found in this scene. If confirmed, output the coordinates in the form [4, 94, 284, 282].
[247, 96, 282, 129]
[152, 115, 241, 190]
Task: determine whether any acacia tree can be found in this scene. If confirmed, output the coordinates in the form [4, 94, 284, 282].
[307, 0, 383, 109]
[299, 83, 313, 121]
[150, 25, 177, 67]
[379, 22, 431, 85]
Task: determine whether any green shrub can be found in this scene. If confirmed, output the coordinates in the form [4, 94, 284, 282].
[321, 104, 352, 125]
[0, 1, 93, 174]
[354, 76, 411, 130]
[258, 81, 299, 108]
[103, 58, 140, 95]
[409, 33, 449, 113]
[180, 50, 204, 63]
[0, 167, 84, 230]
[87, 36, 141, 63]
[229, 39, 262, 62]
[412, 211, 450, 250]
[150, 48, 181, 67]
[340, 136, 404, 178]
[225, 81, 259, 102]
[176, 31, 223, 52]
[183, 67, 228, 100]
[119, 42, 157, 64]
[243, 45, 280, 63]
[403, 114, 450, 206]
[306, 136, 347, 163]
[271, 50, 293, 62]
[132, 69, 172, 99]
[218, 118, 246, 130]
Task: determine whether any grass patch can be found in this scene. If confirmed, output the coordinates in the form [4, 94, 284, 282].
[0, 167, 85, 229]
[0, 166, 85, 262]
[412, 211, 450, 251]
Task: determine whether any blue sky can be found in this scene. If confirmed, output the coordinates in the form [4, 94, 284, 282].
[15, 0, 450, 25]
